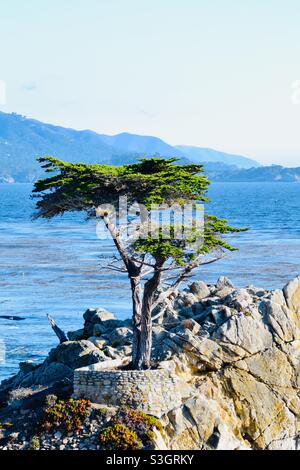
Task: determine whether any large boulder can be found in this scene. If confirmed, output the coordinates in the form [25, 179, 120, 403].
[48, 340, 106, 369]
[188, 281, 210, 301]
[262, 293, 300, 343]
[0, 361, 74, 390]
[224, 288, 253, 312]
[92, 320, 126, 337]
[215, 313, 274, 356]
[283, 276, 300, 314]
[214, 276, 235, 298]
[0, 340, 107, 391]
[83, 308, 116, 336]
[109, 327, 133, 347]
[33, 362, 73, 386]
[67, 328, 84, 341]
[83, 307, 116, 324]
[165, 394, 249, 450]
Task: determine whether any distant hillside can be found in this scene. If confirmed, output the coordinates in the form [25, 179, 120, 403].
[176, 145, 260, 169]
[98, 132, 185, 157]
[2, 111, 297, 184]
[0, 112, 137, 182]
[0, 113, 189, 182]
[203, 164, 300, 182]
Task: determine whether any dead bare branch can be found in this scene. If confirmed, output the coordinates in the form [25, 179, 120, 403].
[47, 314, 68, 344]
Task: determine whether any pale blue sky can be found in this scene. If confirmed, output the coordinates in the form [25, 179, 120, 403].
[1, 0, 300, 166]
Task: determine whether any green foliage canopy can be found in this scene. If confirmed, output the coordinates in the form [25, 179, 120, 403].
[33, 156, 246, 265]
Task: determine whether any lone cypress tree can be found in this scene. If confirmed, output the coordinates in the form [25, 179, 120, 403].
[33, 156, 244, 369]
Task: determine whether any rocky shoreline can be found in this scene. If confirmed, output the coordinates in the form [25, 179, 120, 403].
[1, 275, 300, 450]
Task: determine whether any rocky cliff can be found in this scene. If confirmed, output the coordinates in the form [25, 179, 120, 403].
[1, 276, 300, 450]
[155, 276, 300, 450]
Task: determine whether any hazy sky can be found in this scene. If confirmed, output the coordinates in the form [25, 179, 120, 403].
[1, 0, 300, 166]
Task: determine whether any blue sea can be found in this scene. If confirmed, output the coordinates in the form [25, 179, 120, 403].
[0, 182, 300, 382]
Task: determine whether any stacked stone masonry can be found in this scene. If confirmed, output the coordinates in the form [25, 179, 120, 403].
[74, 367, 182, 418]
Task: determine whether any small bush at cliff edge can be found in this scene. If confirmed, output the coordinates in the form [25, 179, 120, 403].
[99, 423, 143, 450]
[40, 399, 91, 433]
[99, 409, 163, 450]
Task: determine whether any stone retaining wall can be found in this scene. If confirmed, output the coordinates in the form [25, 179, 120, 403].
[73, 363, 182, 417]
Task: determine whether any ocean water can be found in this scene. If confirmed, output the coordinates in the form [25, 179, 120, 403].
[0, 182, 300, 382]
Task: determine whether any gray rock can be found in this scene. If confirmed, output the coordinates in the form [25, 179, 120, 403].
[174, 319, 200, 335]
[283, 276, 300, 313]
[174, 293, 198, 310]
[262, 296, 299, 343]
[191, 302, 205, 316]
[216, 313, 273, 356]
[188, 281, 210, 300]
[246, 285, 268, 297]
[160, 307, 183, 325]
[201, 296, 222, 308]
[210, 306, 232, 325]
[87, 336, 109, 349]
[104, 346, 120, 359]
[225, 289, 253, 312]
[33, 362, 73, 386]
[68, 329, 84, 341]
[193, 309, 211, 323]
[93, 319, 125, 336]
[19, 361, 37, 374]
[48, 340, 106, 369]
[182, 293, 198, 307]
[216, 276, 234, 289]
[109, 327, 133, 346]
[83, 308, 116, 323]
[179, 307, 194, 319]
[83, 308, 116, 336]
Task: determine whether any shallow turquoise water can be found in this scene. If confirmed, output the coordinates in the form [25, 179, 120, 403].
[0, 182, 299, 382]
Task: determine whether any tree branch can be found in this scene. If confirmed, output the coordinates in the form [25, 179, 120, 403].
[151, 254, 224, 313]
[99, 211, 141, 278]
[47, 314, 68, 344]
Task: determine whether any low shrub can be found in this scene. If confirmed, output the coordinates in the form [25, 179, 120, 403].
[41, 399, 91, 433]
[0, 421, 13, 430]
[99, 422, 142, 450]
[118, 409, 163, 434]
[99, 409, 163, 450]
[30, 435, 41, 450]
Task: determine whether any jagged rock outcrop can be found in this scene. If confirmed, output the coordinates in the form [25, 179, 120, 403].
[0, 311, 132, 394]
[153, 276, 300, 450]
[1, 276, 300, 450]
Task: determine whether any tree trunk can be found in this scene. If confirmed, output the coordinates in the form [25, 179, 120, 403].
[136, 263, 163, 370]
[101, 212, 142, 367]
[137, 285, 154, 369]
[130, 276, 142, 368]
